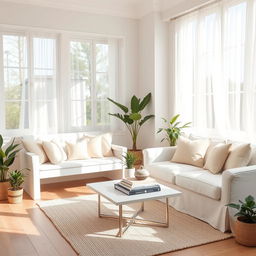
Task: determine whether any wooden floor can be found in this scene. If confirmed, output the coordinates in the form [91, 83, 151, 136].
[0, 177, 256, 256]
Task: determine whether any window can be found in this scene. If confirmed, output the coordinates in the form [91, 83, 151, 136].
[174, 0, 256, 139]
[69, 39, 113, 130]
[0, 32, 57, 134]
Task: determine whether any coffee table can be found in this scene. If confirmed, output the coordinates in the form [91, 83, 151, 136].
[87, 180, 182, 237]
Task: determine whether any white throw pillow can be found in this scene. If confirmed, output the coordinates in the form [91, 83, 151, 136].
[66, 139, 90, 160]
[204, 143, 232, 174]
[101, 133, 113, 157]
[224, 143, 251, 170]
[22, 140, 48, 164]
[52, 139, 68, 161]
[86, 136, 104, 158]
[171, 136, 210, 167]
[42, 141, 63, 164]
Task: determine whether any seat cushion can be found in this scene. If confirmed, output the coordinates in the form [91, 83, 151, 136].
[40, 157, 122, 171]
[146, 161, 204, 184]
[175, 170, 222, 200]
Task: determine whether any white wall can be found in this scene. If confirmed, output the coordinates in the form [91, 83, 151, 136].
[138, 12, 169, 149]
[0, 1, 139, 147]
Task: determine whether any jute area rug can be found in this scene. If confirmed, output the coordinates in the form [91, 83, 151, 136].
[38, 195, 232, 256]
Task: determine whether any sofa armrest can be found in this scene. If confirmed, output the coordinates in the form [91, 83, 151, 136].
[143, 146, 176, 166]
[112, 144, 127, 160]
[20, 150, 41, 200]
[222, 165, 256, 206]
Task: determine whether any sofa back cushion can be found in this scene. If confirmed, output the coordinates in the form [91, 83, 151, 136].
[171, 136, 209, 167]
[203, 143, 231, 174]
[223, 143, 251, 170]
[66, 139, 90, 160]
[42, 141, 64, 164]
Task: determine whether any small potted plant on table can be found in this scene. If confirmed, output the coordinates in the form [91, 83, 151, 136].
[0, 135, 20, 200]
[123, 152, 137, 178]
[8, 169, 27, 204]
[227, 195, 256, 246]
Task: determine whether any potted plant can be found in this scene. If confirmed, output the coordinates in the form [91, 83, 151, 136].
[227, 195, 256, 246]
[8, 169, 27, 204]
[0, 135, 20, 200]
[108, 93, 154, 164]
[157, 114, 191, 146]
[122, 152, 137, 178]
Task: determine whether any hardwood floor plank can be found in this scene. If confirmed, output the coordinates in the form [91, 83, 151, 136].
[1, 177, 256, 256]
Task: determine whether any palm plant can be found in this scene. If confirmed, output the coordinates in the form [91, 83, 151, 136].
[108, 93, 154, 150]
[0, 135, 20, 182]
[9, 169, 27, 191]
[157, 114, 191, 146]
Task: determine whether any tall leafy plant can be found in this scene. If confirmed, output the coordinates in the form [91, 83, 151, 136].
[0, 135, 20, 182]
[108, 93, 154, 150]
[9, 169, 27, 191]
[157, 114, 191, 146]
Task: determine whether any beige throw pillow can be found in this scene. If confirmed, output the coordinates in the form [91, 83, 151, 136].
[101, 133, 113, 157]
[66, 139, 89, 160]
[42, 141, 63, 164]
[22, 140, 48, 164]
[204, 143, 232, 174]
[52, 139, 68, 161]
[87, 136, 103, 158]
[223, 143, 251, 170]
[171, 137, 210, 167]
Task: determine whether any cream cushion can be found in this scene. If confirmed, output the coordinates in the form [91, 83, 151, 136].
[52, 139, 68, 161]
[204, 143, 231, 174]
[101, 133, 113, 157]
[224, 143, 251, 170]
[42, 141, 63, 164]
[66, 139, 89, 160]
[22, 140, 48, 164]
[171, 137, 210, 167]
[87, 136, 103, 158]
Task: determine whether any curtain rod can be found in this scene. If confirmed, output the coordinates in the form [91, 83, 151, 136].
[170, 0, 221, 21]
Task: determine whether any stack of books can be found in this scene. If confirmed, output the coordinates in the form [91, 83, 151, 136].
[114, 178, 161, 195]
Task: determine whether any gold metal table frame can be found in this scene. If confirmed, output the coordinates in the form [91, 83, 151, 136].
[98, 194, 170, 237]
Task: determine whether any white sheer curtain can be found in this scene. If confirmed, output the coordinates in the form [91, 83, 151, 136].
[174, 0, 256, 141]
[32, 37, 57, 134]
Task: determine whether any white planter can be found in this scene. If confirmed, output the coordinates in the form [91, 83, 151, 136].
[125, 168, 135, 178]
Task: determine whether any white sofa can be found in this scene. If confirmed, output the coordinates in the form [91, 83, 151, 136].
[143, 145, 256, 232]
[20, 132, 127, 200]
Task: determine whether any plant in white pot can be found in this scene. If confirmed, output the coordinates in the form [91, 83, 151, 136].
[8, 169, 28, 204]
[0, 135, 20, 200]
[227, 195, 256, 246]
[123, 152, 137, 178]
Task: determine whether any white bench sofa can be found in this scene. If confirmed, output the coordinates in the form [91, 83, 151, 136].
[20, 132, 127, 200]
[143, 145, 256, 232]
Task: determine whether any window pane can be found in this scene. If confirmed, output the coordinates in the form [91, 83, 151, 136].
[5, 101, 29, 129]
[3, 35, 27, 68]
[96, 43, 109, 72]
[35, 101, 56, 129]
[71, 100, 92, 127]
[96, 73, 109, 99]
[4, 68, 29, 100]
[96, 100, 110, 126]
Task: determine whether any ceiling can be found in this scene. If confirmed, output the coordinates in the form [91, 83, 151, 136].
[0, 0, 187, 19]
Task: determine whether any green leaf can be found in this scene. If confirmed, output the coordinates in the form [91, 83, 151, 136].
[0, 135, 3, 148]
[107, 98, 128, 113]
[157, 128, 163, 134]
[4, 156, 15, 167]
[170, 114, 180, 125]
[109, 113, 126, 123]
[131, 96, 140, 113]
[139, 114, 154, 126]
[124, 115, 134, 124]
[139, 93, 151, 111]
[129, 113, 141, 121]
[226, 203, 240, 210]
[245, 195, 255, 204]
[0, 149, 6, 158]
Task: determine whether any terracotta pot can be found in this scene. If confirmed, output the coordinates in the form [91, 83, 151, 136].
[128, 149, 143, 165]
[234, 217, 256, 246]
[8, 188, 23, 204]
[125, 168, 135, 178]
[0, 181, 9, 200]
